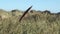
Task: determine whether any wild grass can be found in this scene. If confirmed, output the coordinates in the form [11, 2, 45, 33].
[0, 10, 60, 34]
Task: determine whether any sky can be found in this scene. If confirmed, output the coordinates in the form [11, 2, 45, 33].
[0, 0, 60, 13]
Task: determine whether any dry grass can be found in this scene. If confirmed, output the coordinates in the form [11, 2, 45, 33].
[0, 10, 60, 34]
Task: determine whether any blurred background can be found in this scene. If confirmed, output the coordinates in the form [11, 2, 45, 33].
[0, 0, 60, 13]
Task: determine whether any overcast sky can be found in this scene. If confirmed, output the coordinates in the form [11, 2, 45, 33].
[0, 0, 60, 13]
